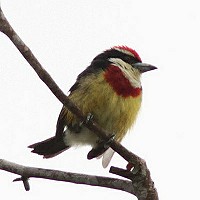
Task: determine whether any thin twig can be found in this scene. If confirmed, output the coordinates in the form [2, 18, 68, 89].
[13, 176, 30, 191]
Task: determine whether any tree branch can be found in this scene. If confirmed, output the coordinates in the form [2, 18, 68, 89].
[0, 159, 135, 194]
[0, 5, 139, 166]
[0, 6, 158, 200]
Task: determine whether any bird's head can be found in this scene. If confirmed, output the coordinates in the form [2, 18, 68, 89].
[72, 46, 156, 97]
[91, 46, 157, 97]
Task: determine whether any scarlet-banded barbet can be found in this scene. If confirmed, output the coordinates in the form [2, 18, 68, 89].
[29, 46, 156, 168]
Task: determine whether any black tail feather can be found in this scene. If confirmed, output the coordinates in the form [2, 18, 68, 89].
[28, 136, 70, 158]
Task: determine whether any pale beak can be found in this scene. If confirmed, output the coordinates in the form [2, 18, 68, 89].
[133, 63, 157, 73]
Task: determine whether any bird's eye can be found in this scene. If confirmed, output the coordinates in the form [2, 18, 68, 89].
[125, 56, 131, 61]
[124, 56, 138, 66]
[124, 56, 136, 64]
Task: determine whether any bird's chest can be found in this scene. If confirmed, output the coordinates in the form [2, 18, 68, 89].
[68, 71, 142, 141]
[83, 72, 142, 141]
[92, 82, 142, 141]
[104, 65, 142, 98]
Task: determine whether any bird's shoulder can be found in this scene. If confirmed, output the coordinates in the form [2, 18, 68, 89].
[69, 59, 110, 93]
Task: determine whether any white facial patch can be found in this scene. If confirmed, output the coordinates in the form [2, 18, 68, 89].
[109, 58, 141, 88]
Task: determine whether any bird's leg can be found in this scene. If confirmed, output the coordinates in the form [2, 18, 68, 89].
[69, 113, 93, 133]
[74, 112, 116, 159]
[87, 134, 115, 159]
[98, 133, 115, 149]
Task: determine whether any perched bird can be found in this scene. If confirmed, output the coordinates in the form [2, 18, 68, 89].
[29, 46, 156, 168]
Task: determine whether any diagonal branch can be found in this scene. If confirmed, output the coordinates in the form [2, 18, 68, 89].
[0, 6, 140, 166]
[0, 6, 159, 200]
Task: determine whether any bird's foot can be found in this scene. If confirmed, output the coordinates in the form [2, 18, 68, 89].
[87, 134, 115, 159]
[70, 113, 93, 133]
[102, 133, 115, 148]
[85, 113, 94, 124]
[79, 113, 93, 127]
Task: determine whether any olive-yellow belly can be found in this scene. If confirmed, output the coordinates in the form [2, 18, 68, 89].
[62, 71, 142, 146]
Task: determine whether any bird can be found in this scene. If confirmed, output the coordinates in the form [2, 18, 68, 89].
[28, 46, 157, 168]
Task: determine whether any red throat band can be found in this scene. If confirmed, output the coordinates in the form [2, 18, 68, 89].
[104, 65, 142, 98]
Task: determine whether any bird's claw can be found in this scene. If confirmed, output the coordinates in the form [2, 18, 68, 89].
[103, 134, 115, 148]
[72, 113, 93, 133]
[85, 113, 93, 124]
[79, 113, 93, 127]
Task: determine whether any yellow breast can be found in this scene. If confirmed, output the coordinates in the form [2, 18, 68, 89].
[63, 71, 142, 142]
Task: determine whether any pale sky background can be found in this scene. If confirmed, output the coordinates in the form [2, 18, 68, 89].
[0, 1, 200, 200]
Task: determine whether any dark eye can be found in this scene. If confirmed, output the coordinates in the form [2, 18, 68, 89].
[124, 56, 135, 64]
[125, 56, 131, 61]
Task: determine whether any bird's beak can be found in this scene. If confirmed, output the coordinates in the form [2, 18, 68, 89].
[133, 63, 157, 73]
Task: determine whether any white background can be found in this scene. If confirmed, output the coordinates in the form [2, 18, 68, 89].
[0, 1, 200, 200]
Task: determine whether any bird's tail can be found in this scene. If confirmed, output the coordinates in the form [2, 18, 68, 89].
[28, 136, 70, 158]
[96, 147, 115, 168]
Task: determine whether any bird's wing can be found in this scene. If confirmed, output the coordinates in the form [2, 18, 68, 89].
[55, 107, 67, 138]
